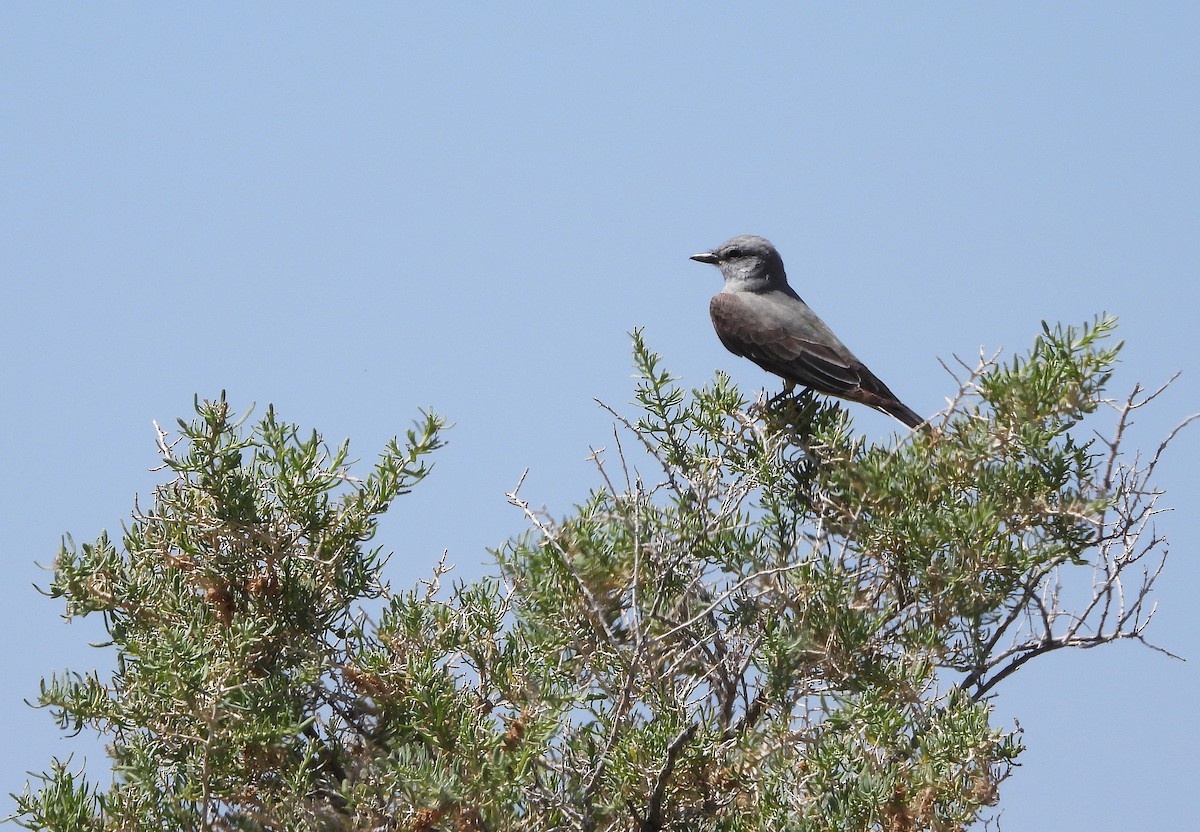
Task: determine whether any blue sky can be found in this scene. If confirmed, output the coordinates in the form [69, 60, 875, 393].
[2, 5, 1197, 828]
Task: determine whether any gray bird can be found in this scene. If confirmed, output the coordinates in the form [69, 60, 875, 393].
[690, 234, 924, 429]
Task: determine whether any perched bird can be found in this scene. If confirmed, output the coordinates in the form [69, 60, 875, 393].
[690, 234, 924, 429]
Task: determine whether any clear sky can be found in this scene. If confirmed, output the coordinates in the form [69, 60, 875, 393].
[3, 4, 1197, 828]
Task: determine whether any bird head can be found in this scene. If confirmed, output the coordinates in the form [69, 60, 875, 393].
[690, 234, 788, 291]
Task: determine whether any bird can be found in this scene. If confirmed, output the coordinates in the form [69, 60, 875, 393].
[690, 234, 925, 429]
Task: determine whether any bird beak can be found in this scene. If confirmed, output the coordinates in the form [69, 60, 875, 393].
[690, 251, 719, 265]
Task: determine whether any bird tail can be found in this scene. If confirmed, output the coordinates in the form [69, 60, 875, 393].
[856, 389, 927, 431]
[883, 400, 928, 431]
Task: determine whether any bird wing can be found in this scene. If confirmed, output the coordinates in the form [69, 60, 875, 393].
[709, 291, 925, 429]
[709, 291, 877, 397]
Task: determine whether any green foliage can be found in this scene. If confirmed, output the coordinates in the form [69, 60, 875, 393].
[11, 318, 1180, 831]
[14, 396, 446, 831]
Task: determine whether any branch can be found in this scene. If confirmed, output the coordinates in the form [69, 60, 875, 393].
[639, 723, 700, 832]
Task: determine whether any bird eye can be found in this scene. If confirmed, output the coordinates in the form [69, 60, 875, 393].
[724, 247, 743, 259]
